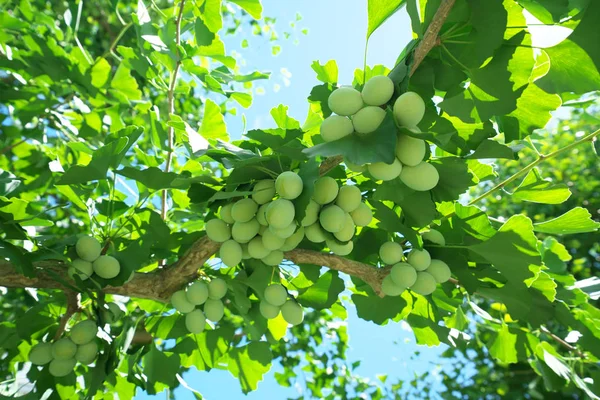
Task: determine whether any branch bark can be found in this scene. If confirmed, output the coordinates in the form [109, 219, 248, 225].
[410, 0, 456, 76]
[0, 237, 387, 300]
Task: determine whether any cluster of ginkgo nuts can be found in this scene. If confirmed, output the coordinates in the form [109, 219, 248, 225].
[69, 236, 121, 280]
[171, 278, 304, 333]
[204, 170, 373, 264]
[379, 229, 450, 296]
[322, 75, 440, 192]
[28, 320, 99, 377]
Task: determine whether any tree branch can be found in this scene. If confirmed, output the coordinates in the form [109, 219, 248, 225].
[410, 0, 456, 76]
[53, 292, 81, 340]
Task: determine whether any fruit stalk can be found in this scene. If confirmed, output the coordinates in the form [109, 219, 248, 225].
[53, 292, 82, 341]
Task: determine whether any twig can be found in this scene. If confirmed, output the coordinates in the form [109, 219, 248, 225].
[540, 326, 586, 358]
[161, 0, 186, 221]
[318, 155, 344, 176]
[53, 292, 82, 340]
[0, 139, 27, 155]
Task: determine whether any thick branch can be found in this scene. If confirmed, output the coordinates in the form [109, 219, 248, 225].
[410, 0, 456, 75]
[285, 248, 387, 296]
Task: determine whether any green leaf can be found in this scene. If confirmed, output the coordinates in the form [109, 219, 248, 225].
[226, 342, 272, 394]
[110, 64, 142, 101]
[200, 99, 228, 141]
[143, 344, 181, 388]
[297, 270, 345, 310]
[90, 58, 111, 88]
[116, 167, 182, 190]
[537, 1, 600, 95]
[304, 112, 397, 165]
[228, 0, 263, 19]
[311, 60, 338, 84]
[406, 295, 450, 347]
[487, 325, 519, 364]
[352, 287, 407, 325]
[57, 138, 128, 184]
[367, 0, 406, 38]
[195, 18, 215, 46]
[511, 168, 572, 204]
[466, 140, 516, 160]
[533, 207, 600, 235]
[469, 215, 541, 288]
[430, 158, 475, 202]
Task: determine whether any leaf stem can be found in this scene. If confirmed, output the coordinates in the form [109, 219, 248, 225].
[468, 128, 600, 206]
[102, 22, 133, 59]
[161, 0, 186, 221]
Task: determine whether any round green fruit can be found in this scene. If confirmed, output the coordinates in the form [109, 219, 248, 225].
[256, 202, 270, 226]
[232, 219, 260, 243]
[266, 199, 295, 229]
[269, 222, 297, 239]
[281, 300, 304, 325]
[333, 213, 355, 242]
[304, 223, 326, 243]
[185, 309, 206, 334]
[326, 239, 353, 256]
[352, 106, 386, 135]
[52, 338, 77, 360]
[248, 236, 270, 259]
[92, 255, 120, 279]
[328, 86, 363, 116]
[219, 203, 235, 224]
[261, 228, 286, 251]
[350, 202, 373, 227]
[390, 262, 417, 288]
[361, 75, 394, 106]
[186, 281, 209, 305]
[421, 229, 445, 246]
[280, 226, 305, 251]
[410, 272, 437, 295]
[75, 341, 98, 365]
[335, 185, 362, 212]
[220, 240, 242, 267]
[319, 205, 346, 233]
[301, 200, 320, 226]
[252, 179, 276, 205]
[393, 91, 425, 127]
[368, 159, 403, 181]
[379, 241, 403, 265]
[262, 250, 284, 266]
[205, 219, 231, 243]
[407, 249, 431, 271]
[204, 299, 225, 322]
[49, 358, 76, 377]
[259, 301, 280, 319]
[231, 198, 258, 222]
[171, 290, 195, 313]
[70, 259, 93, 280]
[312, 177, 339, 205]
[240, 243, 250, 260]
[208, 278, 228, 300]
[70, 320, 97, 345]
[320, 115, 353, 142]
[29, 342, 53, 365]
[76, 236, 102, 262]
[344, 159, 366, 172]
[275, 171, 303, 200]
[264, 284, 287, 306]
[381, 275, 404, 297]
[426, 259, 451, 283]
[395, 134, 426, 167]
[400, 162, 439, 191]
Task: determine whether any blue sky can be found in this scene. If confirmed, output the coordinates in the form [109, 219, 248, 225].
[137, 1, 450, 398]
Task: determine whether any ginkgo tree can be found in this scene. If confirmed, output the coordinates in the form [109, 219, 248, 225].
[1, 0, 600, 398]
